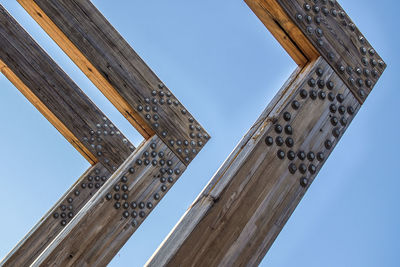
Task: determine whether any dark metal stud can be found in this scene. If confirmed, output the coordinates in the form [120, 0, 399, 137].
[68, 212, 73, 218]
[338, 105, 346, 115]
[277, 150, 285, 160]
[358, 89, 366, 98]
[122, 184, 128, 192]
[147, 202, 153, 209]
[347, 106, 355, 115]
[319, 91, 326, 100]
[144, 159, 150, 165]
[304, 3, 311, 11]
[299, 163, 307, 174]
[296, 13, 303, 21]
[136, 159, 142, 165]
[81, 183, 87, 189]
[168, 177, 174, 183]
[114, 184, 120, 191]
[307, 152, 315, 161]
[285, 137, 294, 148]
[287, 150, 296, 161]
[161, 185, 167, 192]
[275, 124, 283, 134]
[285, 125, 293, 135]
[309, 164, 317, 174]
[325, 140, 333, 149]
[154, 193, 160, 200]
[131, 202, 137, 209]
[313, 5, 320, 13]
[283, 112, 291, 121]
[289, 163, 297, 174]
[88, 183, 93, 189]
[308, 78, 316, 87]
[123, 211, 130, 218]
[327, 81, 334, 90]
[331, 116, 338, 126]
[318, 80, 325, 88]
[328, 92, 335, 102]
[330, 104, 337, 113]
[298, 151, 306, 160]
[61, 220, 67, 226]
[265, 136, 274, 146]
[139, 202, 145, 209]
[340, 117, 348, 126]
[61, 212, 66, 219]
[131, 220, 138, 227]
[53, 212, 59, 219]
[332, 127, 340, 138]
[160, 177, 166, 183]
[310, 90, 317, 100]
[131, 211, 137, 218]
[114, 193, 120, 201]
[67, 197, 73, 203]
[139, 211, 146, 218]
[276, 136, 284, 146]
[337, 94, 344, 103]
[122, 193, 128, 200]
[129, 167, 135, 174]
[317, 152, 325, 161]
[300, 177, 309, 187]
[300, 89, 308, 99]
[121, 176, 128, 183]
[114, 202, 121, 209]
[292, 100, 300, 110]
[316, 68, 324, 77]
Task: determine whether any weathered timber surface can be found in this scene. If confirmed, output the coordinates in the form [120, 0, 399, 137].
[249, 0, 386, 102]
[30, 136, 185, 266]
[0, 5, 134, 170]
[1, 163, 111, 267]
[147, 57, 362, 266]
[245, 0, 318, 66]
[18, 0, 210, 165]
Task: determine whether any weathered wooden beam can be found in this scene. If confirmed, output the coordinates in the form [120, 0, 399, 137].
[247, 0, 386, 102]
[18, 0, 210, 165]
[0, 5, 134, 171]
[26, 136, 185, 266]
[1, 163, 110, 267]
[245, 0, 319, 66]
[147, 57, 362, 266]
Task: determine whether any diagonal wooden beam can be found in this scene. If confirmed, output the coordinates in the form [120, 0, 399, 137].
[147, 0, 386, 265]
[18, 0, 210, 165]
[0, 5, 134, 171]
[31, 136, 185, 266]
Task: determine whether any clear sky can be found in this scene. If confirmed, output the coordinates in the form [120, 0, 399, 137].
[0, 0, 398, 266]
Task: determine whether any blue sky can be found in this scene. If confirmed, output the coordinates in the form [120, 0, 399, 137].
[0, 0, 399, 266]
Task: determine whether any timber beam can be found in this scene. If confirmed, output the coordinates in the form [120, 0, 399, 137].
[147, 0, 386, 266]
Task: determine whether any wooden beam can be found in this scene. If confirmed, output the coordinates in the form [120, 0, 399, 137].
[27, 136, 185, 266]
[245, 0, 319, 66]
[18, 0, 210, 165]
[248, 0, 386, 102]
[147, 57, 362, 266]
[0, 5, 134, 171]
[1, 163, 110, 267]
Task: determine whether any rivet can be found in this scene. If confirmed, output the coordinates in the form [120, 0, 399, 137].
[287, 150, 296, 160]
[74, 190, 80, 196]
[338, 105, 346, 115]
[304, 3, 311, 11]
[289, 163, 297, 174]
[296, 13, 303, 21]
[300, 89, 308, 99]
[147, 202, 153, 209]
[328, 92, 335, 101]
[81, 183, 87, 189]
[139, 211, 146, 218]
[285, 125, 293, 135]
[322, 7, 329, 15]
[366, 80, 372, 88]
[332, 127, 340, 138]
[340, 117, 348, 126]
[307, 152, 315, 161]
[337, 94, 344, 103]
[154, 193, 160, 200]
[313, 5, 320, 13]
[319, 91, 326, 100]
[61, 220, 67, 226]
[327, 81, 334, 90]
[277, 150, 285, 159]
[358, 89, 366, 98]
[328, 52, 335, 61]
[360, 47, 367, 55]
[114, 202, 121, 209]
[297, 151, 306, 160]
[139, 202, 145, 209]
[309, 164, 317, 174]
[317, 80, 325, 88]
[307, 26, 313, 34]
[329, 104, 337, 113]
[325, 139, 333, 149]
[300, 177, 309, 187]
[310, 90, 317, 100]
[61, 212, 66, 219]
[122, 184, 128, 192]
[292, 100, 300, 110]
[283, 112, 291, 121]
[265, 136, 274, 146]
[88, 183, 93, 189]
[67, 197, 73, 203]
[122, 193, 128, 200]
[114, 193, 120, 201]
[338, 65, 345, 73]
[331, 9, 337, 17]
[131, 202, 137, 209]
[53, 212, 59, 219]
[308, 78, 316, 87]
[285, 137, 294, 148]
[160, 177, 166, 183]
[95, 183, 100, 189]
[315, 28, 323, 37]
[349, 23, 356, 31]
[299, 163, 307, 174]
[161, 185, 167, 192]
[275, 124, 283, 134]
[306, 15, 312, 24]
[175, 169, 181, 175]
[317, 152, 325, 161]
[123, 211, 130, 218]
[276, 136, 284, 146]
[114, 184, 120, 192]
[331, 116, 338, 126]
[131, 211, 138, 218]
[347, 106, 355, 115]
